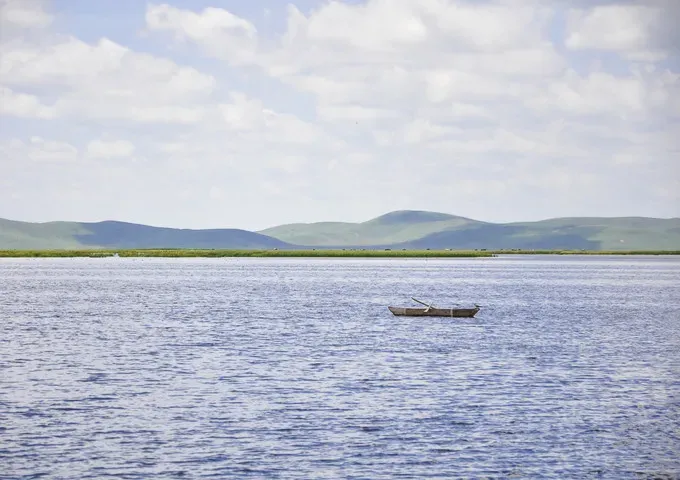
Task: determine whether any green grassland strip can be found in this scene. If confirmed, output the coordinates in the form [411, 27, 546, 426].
[1, 249, 678, 258]
[490, 249, 680, 255]
[0, 249, 492, 258]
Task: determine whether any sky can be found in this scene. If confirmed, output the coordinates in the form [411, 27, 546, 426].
[0, 0, 678, 230]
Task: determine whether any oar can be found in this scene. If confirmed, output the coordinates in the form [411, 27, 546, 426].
[412, 297, 435, 311]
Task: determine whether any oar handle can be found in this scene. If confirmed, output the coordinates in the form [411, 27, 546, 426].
[411, 297, 432, 308]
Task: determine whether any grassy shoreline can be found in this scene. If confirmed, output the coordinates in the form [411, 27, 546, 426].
[0, 249, 492, 258]
[0, 249, 678, 258]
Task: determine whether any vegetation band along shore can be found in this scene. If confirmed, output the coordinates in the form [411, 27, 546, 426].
[0, 249, 492, 258]
[0, 249, 679, 258]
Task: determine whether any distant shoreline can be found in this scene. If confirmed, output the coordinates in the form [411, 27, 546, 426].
[1, 249, 679, 258]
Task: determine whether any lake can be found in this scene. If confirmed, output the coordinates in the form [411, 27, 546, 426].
[1, 256, 679, 479]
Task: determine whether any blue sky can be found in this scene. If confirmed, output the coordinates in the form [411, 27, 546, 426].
[1, 0, 678, 230]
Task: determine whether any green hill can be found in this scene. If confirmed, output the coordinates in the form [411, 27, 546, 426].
[2, 211, 678, 251]
[259, 210, 483, 246]
[0, 218, 291, 250]
[260, 211, 680, 250]
[508, 217, 680, 251]
[0, 219, 89, 249]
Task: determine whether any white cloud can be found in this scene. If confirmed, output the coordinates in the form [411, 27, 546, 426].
[1, 37, 215, 96]
[145, 1, 563, 107]
[0, 0, 678, 229]
[218, 92, 340, 147]
[283, 0, 550, 54]
[1, 136, 78, 163]
[0, 36, 216, 124]
[288, 1, 429, 51]
[317, 104, 402, 123]
[529, 68, 679, 116]
[86, 139, 136, 159]
[146, 3, 257, 64]
[219, 92, 269, 131]
[0, 85, 55, 118]
[375, 118, 459, 146]
[0, 0, 52, 30]
[208, 186, 224, 200]
[565, 3, 679, 61]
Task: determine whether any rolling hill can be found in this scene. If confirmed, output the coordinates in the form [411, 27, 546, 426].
[1, 211, 678, 250]
[259, 210, 680, 251]
[258, 211, 484, 247]
[0, 218, 291, 250]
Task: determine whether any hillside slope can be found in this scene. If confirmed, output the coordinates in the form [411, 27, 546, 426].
[259, 210, 483, 246]
[261, 211, 680, 250]
[0, 219, 89, 249]
[2, 212, 678, 250]
[509, 217, 680, 250]
[0, 219, 291, 250]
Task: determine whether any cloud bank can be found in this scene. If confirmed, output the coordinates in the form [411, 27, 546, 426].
[1, 0, 678, 229]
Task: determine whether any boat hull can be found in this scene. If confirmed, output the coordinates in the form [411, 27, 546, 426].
[388, 306, 480, 318]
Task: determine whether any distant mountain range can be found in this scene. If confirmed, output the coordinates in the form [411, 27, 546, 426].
[0, 218, 290, 250]
[1, 210, 679, 250]
[259, 211, 680, 250]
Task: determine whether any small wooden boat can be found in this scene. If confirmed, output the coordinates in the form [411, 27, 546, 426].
[388, 298, 481, 318]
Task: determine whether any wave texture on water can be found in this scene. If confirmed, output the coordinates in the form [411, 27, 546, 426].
[1, 256, 679, 479]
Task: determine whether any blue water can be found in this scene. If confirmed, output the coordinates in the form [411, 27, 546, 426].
[1, 256, 679, 479]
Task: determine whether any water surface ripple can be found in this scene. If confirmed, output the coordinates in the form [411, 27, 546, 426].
[1, 256, 679, 479]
